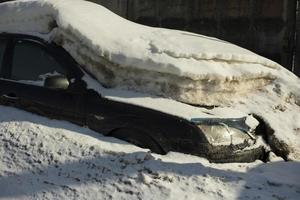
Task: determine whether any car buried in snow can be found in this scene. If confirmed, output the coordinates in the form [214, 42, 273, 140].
[0, 33, 265, 163]
[0, 0, 273, 163]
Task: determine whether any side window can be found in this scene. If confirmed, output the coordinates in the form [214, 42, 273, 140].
[11, 40, 67, 82]
[0, 39, 6, 75]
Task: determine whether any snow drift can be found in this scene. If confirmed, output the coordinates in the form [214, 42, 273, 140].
[1, 0, 297, 105]
[1, 105, 299, 200]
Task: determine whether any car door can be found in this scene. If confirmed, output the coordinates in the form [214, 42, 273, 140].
[0, 35, 86, 125]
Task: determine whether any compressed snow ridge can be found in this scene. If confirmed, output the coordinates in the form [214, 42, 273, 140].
[1, 105, 300, 200]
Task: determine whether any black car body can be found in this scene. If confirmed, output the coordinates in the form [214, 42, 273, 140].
[0, 33, 264, 162]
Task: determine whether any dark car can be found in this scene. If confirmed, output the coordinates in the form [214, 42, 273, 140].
[0, 33, 265, 162]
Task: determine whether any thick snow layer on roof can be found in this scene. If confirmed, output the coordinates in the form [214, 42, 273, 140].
[0, 0, 292, 105]
[0, 0, 280, 72]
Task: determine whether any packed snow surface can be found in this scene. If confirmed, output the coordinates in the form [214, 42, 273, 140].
[1, 105, 300, 200]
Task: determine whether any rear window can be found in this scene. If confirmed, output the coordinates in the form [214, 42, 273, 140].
[0, 39, 6, 74]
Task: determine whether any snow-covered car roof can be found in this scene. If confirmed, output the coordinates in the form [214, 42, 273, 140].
[0, 0, 289, 106]
[0, 0, 280, 71]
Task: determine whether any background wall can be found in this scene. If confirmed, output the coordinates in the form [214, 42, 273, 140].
[296, 0, 300, 76]
[91, 0, 299, 76]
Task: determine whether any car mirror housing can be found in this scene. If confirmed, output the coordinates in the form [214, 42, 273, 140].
[44, 75, 69, 90]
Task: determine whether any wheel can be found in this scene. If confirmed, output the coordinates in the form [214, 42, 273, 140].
[110, 128, 165, 154]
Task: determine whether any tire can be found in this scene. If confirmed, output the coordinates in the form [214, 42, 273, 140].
[110, 128, 165, 154]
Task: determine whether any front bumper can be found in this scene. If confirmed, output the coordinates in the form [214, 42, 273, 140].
[190, 117, 265, 162]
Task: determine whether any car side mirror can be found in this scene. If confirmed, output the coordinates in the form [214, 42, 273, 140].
[44, 75, 69, 90]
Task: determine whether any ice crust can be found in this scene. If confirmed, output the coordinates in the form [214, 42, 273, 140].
[0, 0, 300, 159]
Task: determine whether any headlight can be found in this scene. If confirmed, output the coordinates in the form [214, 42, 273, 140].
[198, 124, 253, 146]
[191, 117, 256, 146]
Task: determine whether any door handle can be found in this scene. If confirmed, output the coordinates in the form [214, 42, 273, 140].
[1, 93, 19, 100]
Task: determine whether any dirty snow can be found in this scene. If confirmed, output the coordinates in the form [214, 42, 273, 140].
[82, 75, 256, 120]
[1, 105, 300, 200]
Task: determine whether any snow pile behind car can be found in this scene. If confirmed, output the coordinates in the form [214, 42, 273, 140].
[0, 0, 300, 160]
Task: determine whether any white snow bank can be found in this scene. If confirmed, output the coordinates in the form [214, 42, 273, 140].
[1, 105, 299, 200]
[0, 0, 291, 105]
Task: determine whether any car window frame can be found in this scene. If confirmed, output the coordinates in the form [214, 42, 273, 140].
[0, 33, 84, 84]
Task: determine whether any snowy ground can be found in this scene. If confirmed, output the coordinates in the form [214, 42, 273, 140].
[1, 105, 299, 200]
